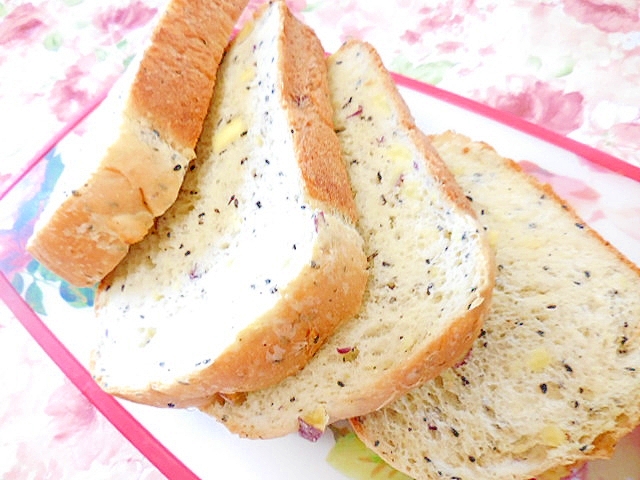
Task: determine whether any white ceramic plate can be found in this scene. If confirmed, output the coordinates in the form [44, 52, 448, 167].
[1, 73, 639, 480]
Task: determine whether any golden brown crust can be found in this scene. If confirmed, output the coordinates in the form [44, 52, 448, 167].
[129, 0, 248, 149]
[281, 8, 358, 223]
[28, 152, 154, 287]
[201, 217, 367, 395]
[27, 0, 249, 287]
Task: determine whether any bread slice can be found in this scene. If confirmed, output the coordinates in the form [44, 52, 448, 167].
[351, 131, 640, 480]
[201, 40, 494, 438]
[26, 0, 249, 287]
[90, 0, 368, 409]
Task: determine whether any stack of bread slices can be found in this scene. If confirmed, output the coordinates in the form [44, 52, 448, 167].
[27, 1, 640, 479]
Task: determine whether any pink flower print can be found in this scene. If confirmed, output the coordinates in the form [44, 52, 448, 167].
[417, 2, 467, 30]
[597, 122, 640, 161]
[45, 382, 98, 442]
[0, 172, 10, 191]
[0, 230, 31, 278]
[437, 41, 464, 53]
[4, 444, 64, 480]
[47, 53, 121, 124]
[484, 77, 585, 135]
[519, 160, 600, 204]
[44, 381, 116, 471]
[400, 29, 421, 45]
[287, 0, 308, 14]
[93, 1, 158, 44]
[563, 0, 640, 33]
[48, 62, 93, 123]
[0, 4, 49, 47]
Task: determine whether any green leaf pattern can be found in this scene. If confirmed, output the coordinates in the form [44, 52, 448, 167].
[10, 260, 94, 315]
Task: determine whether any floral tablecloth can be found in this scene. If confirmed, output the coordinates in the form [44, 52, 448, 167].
[1, 0, 639, 478]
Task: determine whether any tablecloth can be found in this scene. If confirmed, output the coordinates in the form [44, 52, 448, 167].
[1, 0, 639, 478]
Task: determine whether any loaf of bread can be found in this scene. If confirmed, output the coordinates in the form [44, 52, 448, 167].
[351, 131, 640, 480]
[90, 0, 367, 408]
[202, 40, 494, 438]
[27, 0, 249, 287]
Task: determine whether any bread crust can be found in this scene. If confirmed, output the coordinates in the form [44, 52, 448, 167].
[27, 0, 249, 287]
[281, 9, 358, 222]
[129, 0, 245, 150]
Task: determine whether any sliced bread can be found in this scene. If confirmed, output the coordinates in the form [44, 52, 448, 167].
[201, 40, 495, 438]
[90, 0, 368, 408]
[27, 0, 249, 287]
[351, 131, 640, 480]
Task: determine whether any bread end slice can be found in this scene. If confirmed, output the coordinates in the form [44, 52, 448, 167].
[27, 0, 249, 287]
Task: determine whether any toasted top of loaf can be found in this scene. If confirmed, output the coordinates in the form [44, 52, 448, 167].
[201, 40, 494, 438]
[26, 0, 249, 287]
[90, 0, 367, 409]
[351, 131, 640, 480]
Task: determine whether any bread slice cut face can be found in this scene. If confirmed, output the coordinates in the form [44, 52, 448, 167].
[27, 0, 249, 287]
[90, 1, 368, 408]
[202, 40, 494, 438]
[351, 131, 640, 480]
